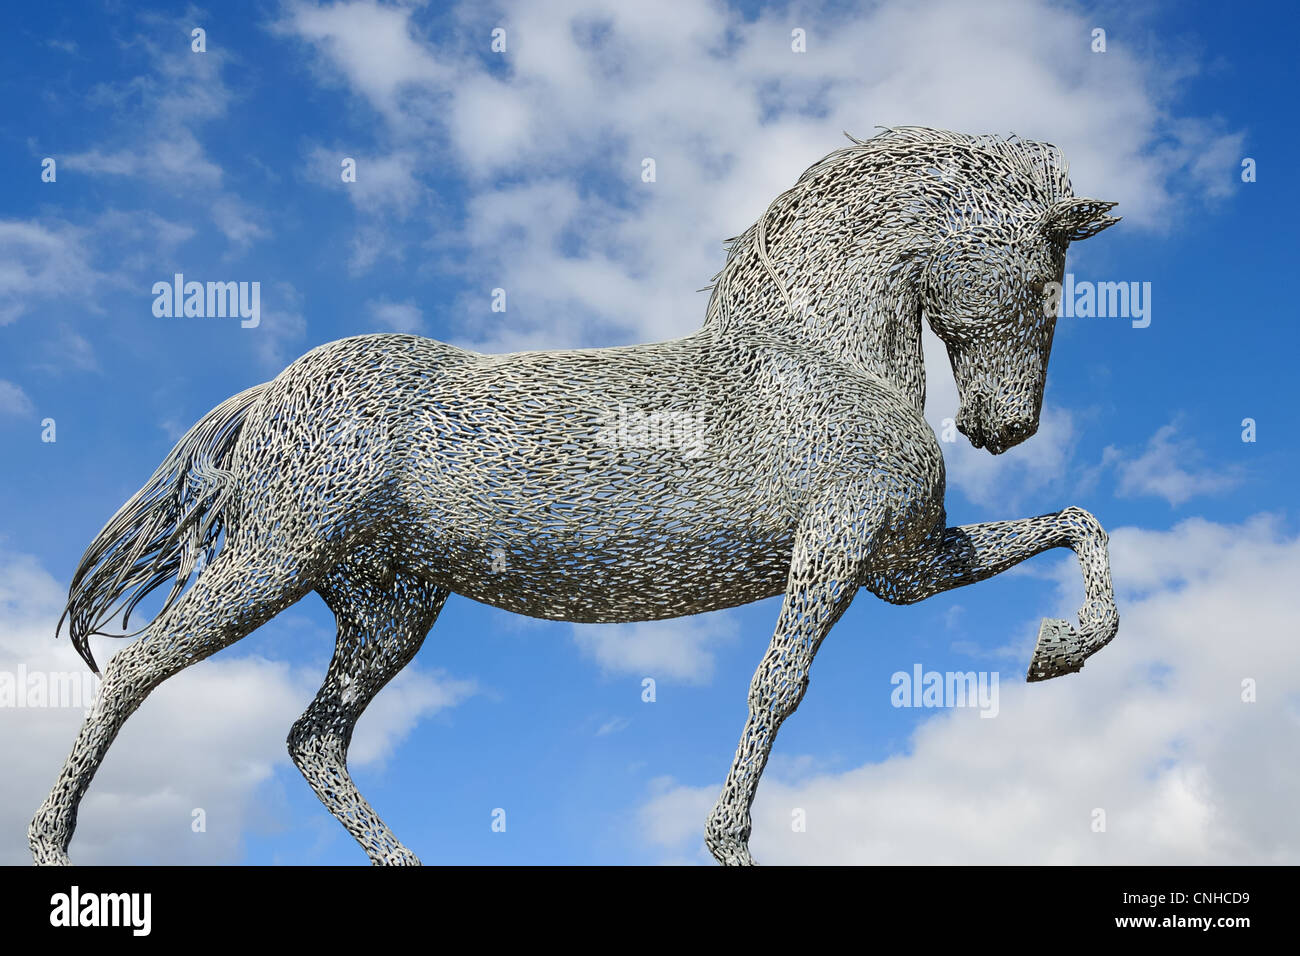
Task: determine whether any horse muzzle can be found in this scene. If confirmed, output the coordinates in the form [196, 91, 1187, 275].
[956, 405, 1037, 455]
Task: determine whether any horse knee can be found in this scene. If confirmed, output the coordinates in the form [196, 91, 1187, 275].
[287, 714, 351, 776]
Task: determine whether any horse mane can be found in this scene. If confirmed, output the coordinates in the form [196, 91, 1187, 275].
[849, 125, 1073, 205]
[701, 126, 1074, 326]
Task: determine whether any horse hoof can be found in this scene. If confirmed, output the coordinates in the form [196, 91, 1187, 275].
[1026, 617, 1085, 682]
[372, 846, 422, 866]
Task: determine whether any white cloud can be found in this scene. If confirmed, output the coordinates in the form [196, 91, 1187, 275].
[65, 134, 223, 191]
[0, 548, 474, 864]
[0, 210, 197, 331]
[65, 28, 233, 191]
[250, 281, 308, 369]
[366, 297, 424, 332]
[0, 380, 35, 418]
[1111, 422, 1241, 506]
[304, 146, 425, 215]
[0, 220, 102, 325]
[211, 198, 271, 252]
[57, 15, 270, 259]
[33, 324, 100, 376]
[596, 716, 631, 736]
[93, 210, 196, 274]
[274, 0, 449, 127]
[572, 612, 740, 684]
[348, 666, 477, 766]
[638, 514, 1300, 864]
[347, 222, 409, 275]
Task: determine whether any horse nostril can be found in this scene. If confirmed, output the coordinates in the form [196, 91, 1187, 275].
[1000, 418, 1037, 448]
[956, 417, 986, 448]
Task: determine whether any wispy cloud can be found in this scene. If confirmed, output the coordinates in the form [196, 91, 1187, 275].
[0, 220, 103, 326]
[250, 280, 308, 369]
[366, 297, 424, 332]
[57, 11, 270, 258]
[0, 380, 35, 418]
[1111, 422, 1241, 506]
[572, 612, 740, 685]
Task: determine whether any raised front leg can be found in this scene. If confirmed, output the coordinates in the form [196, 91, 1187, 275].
[864, 506, 1118, 680]
[705, 503, 864, 865]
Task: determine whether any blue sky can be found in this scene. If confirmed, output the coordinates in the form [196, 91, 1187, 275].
[2, 0, 1298, 865]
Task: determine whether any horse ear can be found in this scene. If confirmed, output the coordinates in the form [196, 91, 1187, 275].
[1044, 197, 1120, 241]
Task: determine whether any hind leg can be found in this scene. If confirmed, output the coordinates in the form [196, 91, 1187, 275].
[289, 558, 448, 865]
[30, 543, 317, 865]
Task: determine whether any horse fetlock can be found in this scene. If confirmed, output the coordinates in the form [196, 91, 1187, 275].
[372, 845, 422, 866]
[31, 842, 71, 866]
[705, 832, 758, 866]
[705, 809, 756, 866]
[30, 811, 71, 866]
[1078, 597, 1120, 654]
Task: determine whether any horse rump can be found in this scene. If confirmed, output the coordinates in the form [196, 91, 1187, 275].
[58, 383, 270, 672]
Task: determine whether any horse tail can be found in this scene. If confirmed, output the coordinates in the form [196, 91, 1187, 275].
[59, 383, 271, 674]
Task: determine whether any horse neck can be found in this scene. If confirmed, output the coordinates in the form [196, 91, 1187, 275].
[702, 235, 929, 413]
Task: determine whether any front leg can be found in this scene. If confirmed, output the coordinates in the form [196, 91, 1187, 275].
[706, 501, 864, 865]
[864, 506, 1119, 681]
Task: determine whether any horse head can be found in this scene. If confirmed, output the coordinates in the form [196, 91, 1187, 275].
[922, 177, 1119, 455]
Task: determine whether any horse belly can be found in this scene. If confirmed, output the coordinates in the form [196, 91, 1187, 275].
[385, 349, 799, 619]
[409, 524, 795, 622]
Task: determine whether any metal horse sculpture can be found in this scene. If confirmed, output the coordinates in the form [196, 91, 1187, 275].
[32, 127, 1121, 866]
